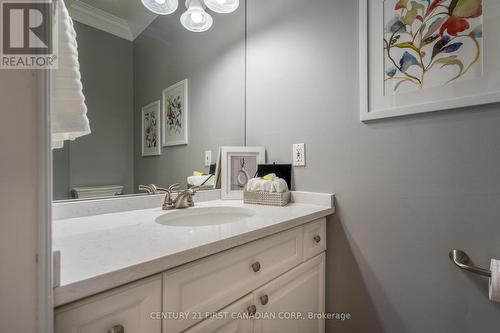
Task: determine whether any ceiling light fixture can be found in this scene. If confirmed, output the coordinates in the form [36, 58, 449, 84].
[141, 0, 179, 15]
[141, 0, 239, 32]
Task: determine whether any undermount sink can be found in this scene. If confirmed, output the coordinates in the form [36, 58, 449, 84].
[155, 207, 256, 227]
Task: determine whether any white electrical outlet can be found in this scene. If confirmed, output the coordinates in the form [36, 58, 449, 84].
[204, 150, 212, 167]
[293, 143, 306, 167]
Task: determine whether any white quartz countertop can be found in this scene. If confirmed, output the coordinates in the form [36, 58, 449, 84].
[53, 195, 334, 307]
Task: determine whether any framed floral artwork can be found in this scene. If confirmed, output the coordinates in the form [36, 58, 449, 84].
[162, 79, 188, 146]
[360, 0, 500, 121]
[141, 101, 161, 156]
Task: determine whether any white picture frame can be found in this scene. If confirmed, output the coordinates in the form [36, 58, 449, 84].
[141, 101, 161, 157]
[360, 0, 500, 121]
[162, 79, 189, 146]
[221, 146, 266, 200]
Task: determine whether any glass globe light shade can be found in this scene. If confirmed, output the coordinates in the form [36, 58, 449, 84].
[180, 0, 213, 32]
[141, 0, 178, 15]
[204, 0, 238, 13]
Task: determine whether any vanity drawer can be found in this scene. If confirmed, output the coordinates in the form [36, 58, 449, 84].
[55, 275, 162, 333]
[183, 294, 255, 333]
[303, 218, 327, 260]
[163, 227, 303, 333]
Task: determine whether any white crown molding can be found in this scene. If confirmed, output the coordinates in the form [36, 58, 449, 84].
[69, 0, 134, 41]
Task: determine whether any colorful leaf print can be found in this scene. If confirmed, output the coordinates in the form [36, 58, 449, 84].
[449, 0, 482, 18]
[384, 0, 483, 92]
[399, 52, 421, 72]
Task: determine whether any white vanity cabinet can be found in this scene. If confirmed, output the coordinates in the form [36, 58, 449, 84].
[55, 218, 327, 333]
[253, 253, 325, 333]
[303, 219, 327, 260]
[162, 227, 304, 333]
[55, 276, 162, 333]
[183, 295, 255, 333]
[184, 253, 325, 333]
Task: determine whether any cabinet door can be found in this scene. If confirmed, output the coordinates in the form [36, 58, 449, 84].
[183, 295, 255, 333]
[55, 275, 162, 333]
[253, 253, 325, 333]
[163, 227, 303, 333]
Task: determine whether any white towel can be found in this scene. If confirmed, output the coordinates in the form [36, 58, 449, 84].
[246, 178, 265, 192]
[489, 259, 500, 303]
[246, 178, 263, 192]
[187, 175, 215, 187]
[245, 177, 289, 193]
[272, 178, 288, 193]
[51, 0, 90, 149]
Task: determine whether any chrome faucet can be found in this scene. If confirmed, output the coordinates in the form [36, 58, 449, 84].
[162, 184, 198, 210]
[139, 184, 169, 195]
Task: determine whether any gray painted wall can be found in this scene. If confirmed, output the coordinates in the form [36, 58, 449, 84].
[53, 22, 134, 200]
[133, 2, 246, 189]
[246, 0, 500, 332]
[53, 146, 70, 200]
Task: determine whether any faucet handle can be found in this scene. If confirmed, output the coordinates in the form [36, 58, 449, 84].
[144, 184, 169, 194]
[168, 184, 181, 191]
[138, 185, 153, 194]
[187, 187, 198, 207]
[168, 183, 181, 191]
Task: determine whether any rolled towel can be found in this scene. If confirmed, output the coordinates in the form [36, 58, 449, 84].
[187, 175, 214, 187]
[489, 259, 500, 303]
[246, 178, 265, 192]
[262, 180, 273, 193]
[245, 177, 289, 193]
[272, 178, 289, 193]
[245, 178, 255, 192]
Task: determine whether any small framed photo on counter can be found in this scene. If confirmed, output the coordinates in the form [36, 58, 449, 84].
[221, 146, 266, 200]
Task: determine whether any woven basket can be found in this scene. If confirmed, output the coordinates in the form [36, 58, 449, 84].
[243, 191, 291, 207]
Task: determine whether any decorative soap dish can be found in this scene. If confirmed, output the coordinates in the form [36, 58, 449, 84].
[243, 191, 291, 207]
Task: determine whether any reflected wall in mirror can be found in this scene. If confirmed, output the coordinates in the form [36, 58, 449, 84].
[52, 0, 246, 201]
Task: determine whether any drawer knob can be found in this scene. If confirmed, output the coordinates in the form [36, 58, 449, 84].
[260, 295, 269, 305]
[108, 325, 124, 333]
[251, 261, 261, 273]
[247, 305, 257, 316]
[313, 235, 321, 243]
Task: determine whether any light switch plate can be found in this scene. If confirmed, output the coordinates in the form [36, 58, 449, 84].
[204, 150, 212, 167]
[293, 143, 306, 167]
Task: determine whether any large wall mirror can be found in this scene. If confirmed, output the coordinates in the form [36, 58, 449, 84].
[53, 0, 246, 200]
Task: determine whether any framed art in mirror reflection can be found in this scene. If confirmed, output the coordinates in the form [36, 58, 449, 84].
[142, 100, 162, 156]
[162, 79, 189, 147]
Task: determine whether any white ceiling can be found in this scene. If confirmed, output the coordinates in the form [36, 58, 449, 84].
[66, 0, 159, 41]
